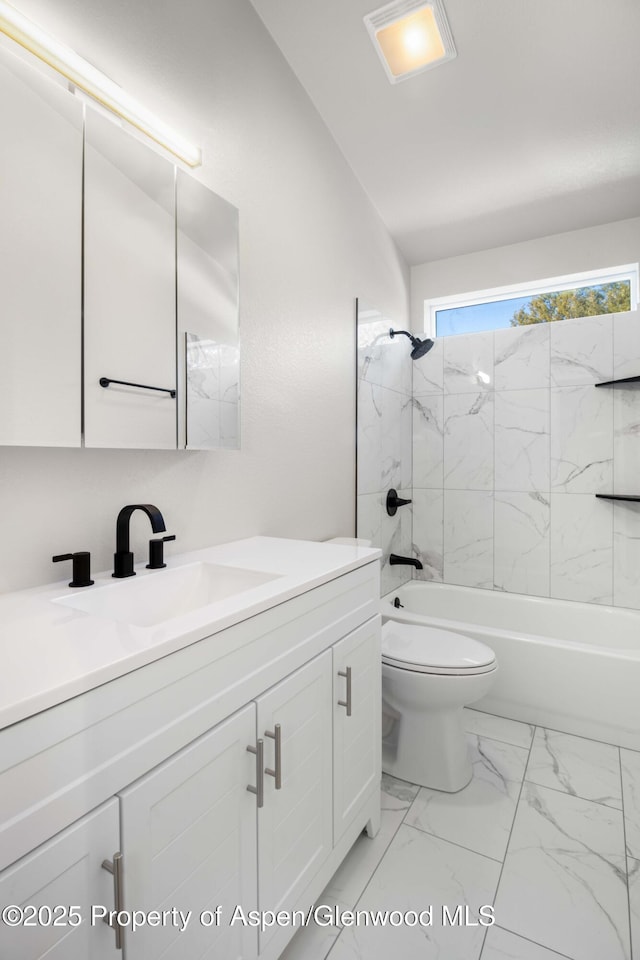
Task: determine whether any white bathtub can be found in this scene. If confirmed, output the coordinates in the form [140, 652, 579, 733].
[381, 581, 640, 751]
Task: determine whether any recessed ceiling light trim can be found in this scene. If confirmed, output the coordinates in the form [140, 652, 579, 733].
[0, 0, 201, 166]
[364, 0, 457, 84]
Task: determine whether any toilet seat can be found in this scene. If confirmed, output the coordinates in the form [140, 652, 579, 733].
[382, 621, 496, 676]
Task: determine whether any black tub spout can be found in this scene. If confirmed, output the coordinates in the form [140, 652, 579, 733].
[389, 554, 423, 570]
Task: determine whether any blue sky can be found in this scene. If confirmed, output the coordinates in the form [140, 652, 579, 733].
[436, 295, 533, 336]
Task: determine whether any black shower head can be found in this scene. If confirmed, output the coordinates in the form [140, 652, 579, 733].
[389, 328, 434, 361]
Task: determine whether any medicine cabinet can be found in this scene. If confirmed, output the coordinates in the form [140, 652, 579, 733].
[0, 43, 240, 450]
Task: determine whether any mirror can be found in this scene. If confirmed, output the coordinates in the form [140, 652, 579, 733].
[177, 171, 240, 450]
[0, 44, 83, 447]
[83, 110, 177, 449]
[0, 44, 240, 451]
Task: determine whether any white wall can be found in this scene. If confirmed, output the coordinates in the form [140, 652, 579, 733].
[0, 0, 408, 593]
[411, 217, 640, 330]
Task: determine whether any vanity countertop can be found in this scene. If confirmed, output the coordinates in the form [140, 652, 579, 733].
[0, 537, 380, 730]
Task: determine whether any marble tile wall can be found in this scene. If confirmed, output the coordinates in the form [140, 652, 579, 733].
[356, 305, 413, 595]
[412, 309, 640, 608]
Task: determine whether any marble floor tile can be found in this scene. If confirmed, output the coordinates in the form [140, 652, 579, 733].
[525, 728, 622, 809]
[495, 782, 630, 960]
[280, 778, 417, 960]
[464, 709, 535, 749]
[481, 926, 573, 959]
[404, 735, 528, 862]
[324, 776, 420, 909]
[621, 748, 640, 859]
[328, 823, 500, 960]
[629, 857, 639, 960]
[279, 905, 341, 960]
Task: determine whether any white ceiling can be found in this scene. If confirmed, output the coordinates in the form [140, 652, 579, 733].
[249, 0, 640, 265]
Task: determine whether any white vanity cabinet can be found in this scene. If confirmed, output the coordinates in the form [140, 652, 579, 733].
[0, 800, 119, 959]
[0, 556, 381, 960]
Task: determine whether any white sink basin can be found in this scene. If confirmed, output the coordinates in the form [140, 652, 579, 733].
[53, 562, 282, 628]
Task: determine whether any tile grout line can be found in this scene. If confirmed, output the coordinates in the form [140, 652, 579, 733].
[467, 720, 626, 808]
[398, 815, 504, 866]
[492, 923, 576, 960]
[618, 745, 634, 960]
[469, 708, 639, 753]
[521, 775, 624, 812]
[478, 723, 539, 959]
[323, 786, 416, 960]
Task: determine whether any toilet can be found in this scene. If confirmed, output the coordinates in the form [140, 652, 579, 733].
[381, 620, 498, 792]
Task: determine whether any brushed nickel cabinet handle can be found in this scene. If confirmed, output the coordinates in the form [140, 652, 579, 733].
[338, 666, 352, 717]
[101, 852, 124, 950]
[247, 739, 264, 807]
[265, 723, 282, 789]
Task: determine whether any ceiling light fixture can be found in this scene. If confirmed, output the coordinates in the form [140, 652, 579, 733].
[364, 0, 456, 84]
[0, 0, 201, 166]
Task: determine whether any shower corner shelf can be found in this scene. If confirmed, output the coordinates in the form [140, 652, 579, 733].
[594, 375, 640, 387]
[595, 374, 640, 501]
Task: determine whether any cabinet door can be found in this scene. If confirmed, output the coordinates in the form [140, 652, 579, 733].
[0, 47, 82, 447]
[83, 110, 177, 449]
[176, 171, 240, 450]
[119, 703, 257, 960]
[333, 617, 381, 844]
[0, 799, 118, 959]
[255, 651, 333, 953]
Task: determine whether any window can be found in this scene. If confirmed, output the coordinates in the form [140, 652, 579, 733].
[424, 264, 639, 338]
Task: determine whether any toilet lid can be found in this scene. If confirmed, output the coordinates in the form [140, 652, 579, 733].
[381, 620, 496, 674]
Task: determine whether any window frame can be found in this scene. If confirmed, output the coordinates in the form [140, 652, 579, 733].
[423, 263, 639, 339]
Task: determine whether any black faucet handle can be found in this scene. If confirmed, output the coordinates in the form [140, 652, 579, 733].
[53, 551, 94, 588]
[146, 534, 176, 570]
[386, 489, 413, 516]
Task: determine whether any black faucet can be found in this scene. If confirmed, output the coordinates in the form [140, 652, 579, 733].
[113, 504, 166, 578]
[389, 553, 423, 570]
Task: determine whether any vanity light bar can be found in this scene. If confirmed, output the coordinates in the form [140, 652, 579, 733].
[0, 0, 201, 166]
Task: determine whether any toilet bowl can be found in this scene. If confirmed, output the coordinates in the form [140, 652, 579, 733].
[381, 620, 498, 792]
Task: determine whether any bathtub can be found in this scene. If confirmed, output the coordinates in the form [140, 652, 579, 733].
[381, 581, 640, 751]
